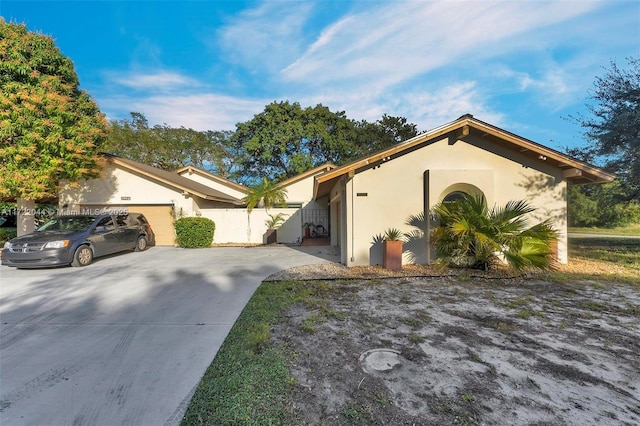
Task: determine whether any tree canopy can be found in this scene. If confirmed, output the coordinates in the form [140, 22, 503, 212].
[103, 112, 235, 175]
[567, 57, 640, 227]
[0, 20, 107, 201]
[572, 56, 640, 198]
[230, 101, 356, 182]
[230, 101, 419, 183]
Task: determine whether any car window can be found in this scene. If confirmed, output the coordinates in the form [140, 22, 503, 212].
[39, 216, 97, 231]
[95, 217, 115, 230]
[116, 215, 129, 227]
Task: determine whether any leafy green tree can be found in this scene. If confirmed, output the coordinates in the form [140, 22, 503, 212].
[103, 112, 234, 174]
[570, 56, 640, 199]
[430, 194, 557, 271]
[244, 177, 288, 213]
[232, 101, 420, 183]
[568, 182, 640, 227]
[353, 114, 419, 157]
[0, 21, 107, 201]
[232, 101, 359, 182]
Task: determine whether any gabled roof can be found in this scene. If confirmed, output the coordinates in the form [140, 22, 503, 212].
[314, 114, 615, 198]
[102, 154, 244, 205]
[175, 166, 248, 194]
[277, 163, 337, 188]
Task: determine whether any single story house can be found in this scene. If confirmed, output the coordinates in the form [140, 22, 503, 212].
[60, 114, 613, 266]
[59, 154, 335, 246]
[313, 114, 614, 266]
[59, 154, 245, 245]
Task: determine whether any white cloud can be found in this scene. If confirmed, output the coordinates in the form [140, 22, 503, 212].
[215, 1, 315, 72]
[109, 71, 199, 91]
[296, 80, 502, 132]
[281, 0, 603, 93]
[101, 93, 266, 131]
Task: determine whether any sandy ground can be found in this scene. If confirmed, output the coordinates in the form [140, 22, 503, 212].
[270, 276, 640, 425]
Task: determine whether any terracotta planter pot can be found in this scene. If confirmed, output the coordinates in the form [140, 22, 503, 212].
[383, 240, 403, 271]
[304, 227, 311, 238]
[266, 229, 277, 244]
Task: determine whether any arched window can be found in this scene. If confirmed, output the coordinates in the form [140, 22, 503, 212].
[442, 191, 467, 203]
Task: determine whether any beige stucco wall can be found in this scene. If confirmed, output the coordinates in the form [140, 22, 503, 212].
[179, 171, 247, 200]
[59, 165, 194, 215]
[283, 174, 316, 203]
[340, 135, 567, 267]
[59, 165, 320, 245]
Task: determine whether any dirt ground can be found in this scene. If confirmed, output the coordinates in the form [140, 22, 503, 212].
[270, 275, 640, 425]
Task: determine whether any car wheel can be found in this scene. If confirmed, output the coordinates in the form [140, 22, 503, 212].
[71, 246, 93, 267]
[134, 236, 148, 252]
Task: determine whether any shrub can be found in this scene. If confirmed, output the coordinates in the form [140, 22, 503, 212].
[174, 217, 215, 248]
[0, 228, 17, 244]
[430, 194, 557, 272]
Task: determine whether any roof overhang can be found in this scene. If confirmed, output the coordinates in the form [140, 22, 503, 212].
[106, 155, 244, 205]
[176, 166, 249, 194]
[313, 115, 615, 199]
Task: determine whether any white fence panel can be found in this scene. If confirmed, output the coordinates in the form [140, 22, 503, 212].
[200, 208, 302, 244]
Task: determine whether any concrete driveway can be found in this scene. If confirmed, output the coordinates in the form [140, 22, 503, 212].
[0, 245, 338, 426]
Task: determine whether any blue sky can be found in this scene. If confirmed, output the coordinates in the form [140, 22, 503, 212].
[2, 0, 639, 153]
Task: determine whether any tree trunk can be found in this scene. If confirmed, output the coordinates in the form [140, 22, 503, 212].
[17, 198, 36, 236]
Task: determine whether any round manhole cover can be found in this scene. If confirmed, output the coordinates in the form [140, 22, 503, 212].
[359, 348, 402, 373]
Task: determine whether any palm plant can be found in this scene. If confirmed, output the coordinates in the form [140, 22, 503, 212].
[244, 177, 288, 213]
[430, 194, 557, 272]
[265, 213, 287, 229]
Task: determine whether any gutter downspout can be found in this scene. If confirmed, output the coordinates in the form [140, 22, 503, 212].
[350, 178, 355, 263]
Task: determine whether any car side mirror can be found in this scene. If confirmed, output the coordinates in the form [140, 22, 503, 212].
[94, 225, 107, 233]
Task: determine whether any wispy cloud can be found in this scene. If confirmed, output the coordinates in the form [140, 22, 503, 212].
[215, 1, 315, 73]
[101, 92, 266, 131]
[109, 71, 199, 90]
[281, 0, 602, 92]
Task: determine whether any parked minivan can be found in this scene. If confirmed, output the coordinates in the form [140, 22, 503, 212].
[1, 213, 155, 268]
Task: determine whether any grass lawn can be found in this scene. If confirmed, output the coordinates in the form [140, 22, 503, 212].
[181, 238, 640, 425]
[567, 236, 640, 273]
[569, 224, 640, 236]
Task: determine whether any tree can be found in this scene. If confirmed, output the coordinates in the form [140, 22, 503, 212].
[231, 101, 421, 183]
[571, 57, 640, 199]
[568, 182, 640, 227]
[430, 194, 557, 272]
[244, 177, 288, 213]
[0, 21, 107, 233]
[352, 114, 419, 157]
[231, 101, 359, 183]
[103, 112, 234, 175]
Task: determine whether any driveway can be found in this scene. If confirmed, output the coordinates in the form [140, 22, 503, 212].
[0, 245, 338, 426]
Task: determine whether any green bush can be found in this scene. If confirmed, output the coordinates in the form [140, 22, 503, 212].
[0, 228, 17, 244]
[174, 217, 215, 248]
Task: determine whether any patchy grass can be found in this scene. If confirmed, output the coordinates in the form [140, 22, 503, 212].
[182, 238, 640, 425]
[567, 237, 640, 273]
[181, 281, 320, 425]
[569, 224, 640, 236]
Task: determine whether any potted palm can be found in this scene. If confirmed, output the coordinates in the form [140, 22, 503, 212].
[265, 213, 287, 244]
[383, 228, 403, 271]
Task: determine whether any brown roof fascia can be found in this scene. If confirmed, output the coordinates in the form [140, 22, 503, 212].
[466, 117, 615, 183]
[313, 115, 614, 198]
[175, 166, 249, 194]
[277, 163, 337, 188]
[105, 155, 243, 204]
